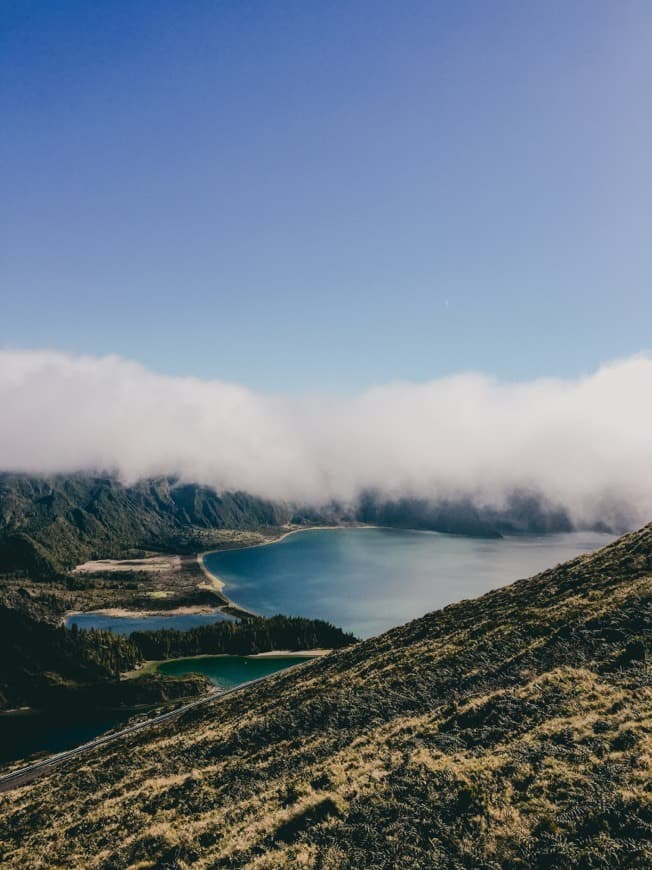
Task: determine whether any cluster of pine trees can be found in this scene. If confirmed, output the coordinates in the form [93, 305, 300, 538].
[130, 615, 357, 660]
[0, 608, 356, 710]
[0, 606, 140, 708]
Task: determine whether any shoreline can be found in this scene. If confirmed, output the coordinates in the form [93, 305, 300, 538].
[61, 526, 359, 624]
[200, 522, 375, 560]
[198, 522, 377, 614]
[64, 524, 379, 627]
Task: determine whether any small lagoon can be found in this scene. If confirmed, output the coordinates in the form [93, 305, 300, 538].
[65, 609, 236, 635]
[157, 655, 314, 690]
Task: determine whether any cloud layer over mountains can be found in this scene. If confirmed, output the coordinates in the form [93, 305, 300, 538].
[1, 349, 651, 527]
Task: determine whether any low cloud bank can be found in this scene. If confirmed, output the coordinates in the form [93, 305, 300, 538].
[1, 349, 651, 528]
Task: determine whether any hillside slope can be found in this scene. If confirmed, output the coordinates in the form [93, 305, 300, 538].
[0, 473, 293, 575]
[1, 526, 651, 867]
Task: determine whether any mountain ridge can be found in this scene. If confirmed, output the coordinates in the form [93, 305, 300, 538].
[0, 473, 625, 579]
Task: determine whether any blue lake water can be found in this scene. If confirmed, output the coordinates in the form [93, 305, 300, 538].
[65, 609, 235, 635]
[204, 527, 615, 638]
[157, 655, 314, 690]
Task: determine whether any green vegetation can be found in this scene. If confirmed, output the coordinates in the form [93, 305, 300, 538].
[0, 607, 355, 713]
[130, 615, 357, 660]
[0, 551, 237, 626]
[0, 604, 138, 709]
[0, 605, 210, 713]
[0, 472, 291, 578]
[0, 473, 289, 625]
[1, 523, 649, 866]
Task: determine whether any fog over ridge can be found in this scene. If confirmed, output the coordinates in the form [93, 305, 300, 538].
[1, 349, 651, 528]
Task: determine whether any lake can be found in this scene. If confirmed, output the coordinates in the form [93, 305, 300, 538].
[65, 609, 235, 635]
[157, 654, 315, 689]
[204, 527, 615, 638]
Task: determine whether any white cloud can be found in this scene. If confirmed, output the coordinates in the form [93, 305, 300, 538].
[1, 348, 651, 526]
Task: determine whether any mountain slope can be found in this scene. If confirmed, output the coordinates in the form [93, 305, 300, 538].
[0, 473, 294, 575]
[1, 526, 651, 867]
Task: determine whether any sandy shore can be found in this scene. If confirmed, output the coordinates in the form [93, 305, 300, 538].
[64, 605, 226, 620]
[73, 555, 181, 574]
[196, 553, 226, 592]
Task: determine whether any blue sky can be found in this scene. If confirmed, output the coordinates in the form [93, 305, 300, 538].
[2, 1, 651, 392]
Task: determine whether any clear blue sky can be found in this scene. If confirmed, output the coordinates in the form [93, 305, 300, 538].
[2, 1, 651, 391]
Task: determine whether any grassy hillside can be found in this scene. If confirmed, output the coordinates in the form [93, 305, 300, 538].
[1, 525, 650, 867]
[0, 473, 293, 576]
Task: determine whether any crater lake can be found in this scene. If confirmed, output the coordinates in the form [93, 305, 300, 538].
[203, 527, 615, 638]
